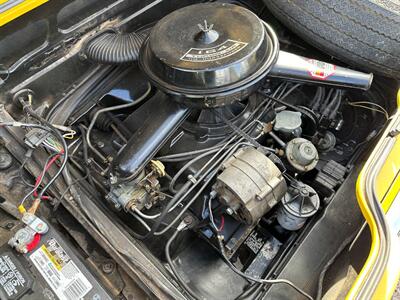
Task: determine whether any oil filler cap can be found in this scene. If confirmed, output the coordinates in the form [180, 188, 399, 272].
[139, 3, 279, 107]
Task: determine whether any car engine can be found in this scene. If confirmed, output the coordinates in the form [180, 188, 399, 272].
[0, 1, 394, 300]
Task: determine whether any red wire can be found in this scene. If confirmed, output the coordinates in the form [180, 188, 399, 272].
[26, 233, 41, 252]
[218, 215, 225, 232]
[33, 150, 63, 199]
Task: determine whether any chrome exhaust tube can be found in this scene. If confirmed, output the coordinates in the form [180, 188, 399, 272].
[269, 51, 373, 90]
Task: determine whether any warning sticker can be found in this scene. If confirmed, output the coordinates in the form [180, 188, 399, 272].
[181, 39, 248, 62]
[307, 59, 336, 80]
[0, 252, 31, 299]
[30, 238, 92, 300]
[244, 232, 266, 254]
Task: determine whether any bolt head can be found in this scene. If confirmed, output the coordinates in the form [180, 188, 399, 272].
[102, 262, 114, 274]
[226, 208, 234, 215]
[183, 215, 193, 225]
[5, 222, 14, 230]
[0, 152, 12, 170]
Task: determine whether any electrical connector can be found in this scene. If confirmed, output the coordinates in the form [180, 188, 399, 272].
[24, 129, 50, 149]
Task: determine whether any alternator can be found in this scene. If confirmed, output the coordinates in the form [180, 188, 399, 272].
[213, 147, 287, 225]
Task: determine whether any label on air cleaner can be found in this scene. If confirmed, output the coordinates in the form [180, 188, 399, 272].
[0, 251, 32, 299]
[181, 39, 248, 62]
[307, 59, 336, 80]
[29, 238, 92, 300]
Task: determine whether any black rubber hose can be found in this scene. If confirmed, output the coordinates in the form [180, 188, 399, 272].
[84, 30, 148, 64]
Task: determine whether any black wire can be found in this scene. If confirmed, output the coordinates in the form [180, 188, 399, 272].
[78, 125, 97, 189]
[38, 133, 66, 199]
[319, 88, 334, 113]
[46, 95, 69, 121]
[164, 227, 313, 300]
[263, 93, 307, 113]
[20, 102, 69, 199]
[52, 173, 89, 211]
[20, 152, 61, 205]
[136, 99, 276, 238]
[131, 180, 193, 240]
[311, 87, 324, 111]
[127, 90, 278, 238]
[0, 122, 67, 199]
[261, 92, 319, 131]
[216, 237, 314, 300]
[278, 83, 302, 103]
[19, 157, 35, 187]
[131, 139, 243, 239]
[165, 229, 203, 300]
[138, 144, 233, 238]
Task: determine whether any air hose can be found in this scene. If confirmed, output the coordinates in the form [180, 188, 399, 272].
[84, 29, 149, 64]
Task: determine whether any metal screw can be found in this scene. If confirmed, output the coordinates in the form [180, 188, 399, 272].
[102, 262, 115, 274]
[97, 141, 105, 148]
[389, 129, 400, 137]
[92, 294, 101, 300]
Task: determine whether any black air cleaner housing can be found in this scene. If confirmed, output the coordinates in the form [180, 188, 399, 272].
[139, 3, 279, 108]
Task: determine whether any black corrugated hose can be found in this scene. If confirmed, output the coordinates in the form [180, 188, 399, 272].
[84, 29, 149, 64]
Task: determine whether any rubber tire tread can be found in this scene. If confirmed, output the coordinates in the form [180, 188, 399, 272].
[264, 0, 400, 79]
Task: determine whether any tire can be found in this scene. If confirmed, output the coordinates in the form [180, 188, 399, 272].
[263, 0, 400, 79]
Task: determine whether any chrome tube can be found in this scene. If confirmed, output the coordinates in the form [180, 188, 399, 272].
[269, 51, 373, 90]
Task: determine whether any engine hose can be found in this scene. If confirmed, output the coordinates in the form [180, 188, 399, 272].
[89, 107, 113, 131]
[84, 29, 149, 64]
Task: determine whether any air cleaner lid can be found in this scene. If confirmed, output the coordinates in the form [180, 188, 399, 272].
[139, 3, 276, 100]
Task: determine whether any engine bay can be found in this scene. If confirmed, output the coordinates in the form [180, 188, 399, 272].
[0, 1, 396, 299]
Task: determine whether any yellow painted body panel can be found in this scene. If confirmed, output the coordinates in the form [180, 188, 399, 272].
[0, 0, 48, 27]
[347, 89, 400, 300]
[374, 181, 400, 299]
